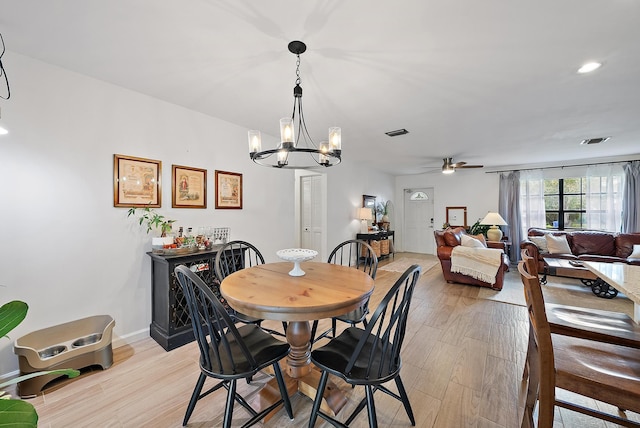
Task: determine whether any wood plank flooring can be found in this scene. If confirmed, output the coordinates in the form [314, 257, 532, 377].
[23, 253, 640, 427]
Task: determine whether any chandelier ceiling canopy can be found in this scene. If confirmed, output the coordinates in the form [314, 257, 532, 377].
[248, 41, 341, 169]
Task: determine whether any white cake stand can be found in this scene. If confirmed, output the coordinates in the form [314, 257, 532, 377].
[276, 249, 318, 276]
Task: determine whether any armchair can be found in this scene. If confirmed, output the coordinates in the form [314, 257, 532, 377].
[434, 227, 510, 290]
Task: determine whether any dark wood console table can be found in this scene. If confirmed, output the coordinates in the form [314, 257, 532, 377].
[147, 247, 226, 351]
[356, 230, 395, 259]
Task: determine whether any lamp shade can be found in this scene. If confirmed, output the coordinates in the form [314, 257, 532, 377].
[480, 212, 507, 226]
[358, 207, 373, 221]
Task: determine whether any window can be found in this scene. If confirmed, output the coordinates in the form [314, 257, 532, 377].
[520, 165, 624, 232]
[544, 178, 586, 229]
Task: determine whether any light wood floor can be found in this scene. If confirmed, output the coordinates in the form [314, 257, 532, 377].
[23, 253, 639, 427]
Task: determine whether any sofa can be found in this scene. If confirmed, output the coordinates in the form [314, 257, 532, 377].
[434, 227, 510, 290]
[520, 228, 640, 275]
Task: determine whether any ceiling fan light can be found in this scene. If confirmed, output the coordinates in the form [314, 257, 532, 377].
[577, 62, 602, 74]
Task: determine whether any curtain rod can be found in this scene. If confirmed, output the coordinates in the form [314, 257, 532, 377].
[486, 159, 639, 174]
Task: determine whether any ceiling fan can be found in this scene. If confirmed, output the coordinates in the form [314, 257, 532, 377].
[441, 157, 483, 174]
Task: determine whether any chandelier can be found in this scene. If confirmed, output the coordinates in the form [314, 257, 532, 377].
[248, 41, 341, 169]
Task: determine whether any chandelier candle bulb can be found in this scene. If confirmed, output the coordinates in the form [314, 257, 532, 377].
[277, 149, 288, 166]
[248, 130, 261, 154]
[329, 127, 341, 152]
[319, 141, 329, 165]
[280, 118, 294, 147]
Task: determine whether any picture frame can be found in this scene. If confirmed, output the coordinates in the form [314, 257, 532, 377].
[172, 164, 207, 208]
[446, 206, 468, 228]
[362, 194, 376, 209]
[215, 170, 242, 209]
[113, 154, 162, 207]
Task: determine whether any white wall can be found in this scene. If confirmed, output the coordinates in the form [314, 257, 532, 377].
[394, 171, 500, 252]
[0, 52, 396, 376]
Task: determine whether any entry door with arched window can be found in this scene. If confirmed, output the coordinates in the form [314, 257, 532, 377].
[403, 188, 435, 254]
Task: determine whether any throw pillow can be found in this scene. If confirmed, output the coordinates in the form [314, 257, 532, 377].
[545, 234, 572, 254]
[528, 236, 548, 252]
[630, 244, 640, 258]
[461, 234, 485, 248]
[470, 234, 487, 247]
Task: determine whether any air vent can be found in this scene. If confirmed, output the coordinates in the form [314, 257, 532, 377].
[385, 129, 409, 137]
[580, 137, 610, 145]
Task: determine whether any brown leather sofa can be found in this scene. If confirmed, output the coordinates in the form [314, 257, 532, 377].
[434, 227, 510, 291]
[521, 228, 640, 275]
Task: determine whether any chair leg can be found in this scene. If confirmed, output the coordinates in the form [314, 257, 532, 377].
[183, 372, 207, 426]
[395, 376, 415, 425]
[308, 370, 329, 427]
[365, 384, 378, 428]
[331, 318, 337, 338]
[223, 379, 237, 428]
[282, 321, 288, 334]
[310, 320, 319, 344]
[273, 362, 293, 419]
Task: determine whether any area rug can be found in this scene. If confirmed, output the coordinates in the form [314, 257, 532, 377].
[379, 257, 439, 275]
[477, 267, 634, 318]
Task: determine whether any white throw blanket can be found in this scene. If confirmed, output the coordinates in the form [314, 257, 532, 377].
[450, 246, 503, 285]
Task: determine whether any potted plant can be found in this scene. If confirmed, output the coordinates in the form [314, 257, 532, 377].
[127, 206, 176, 237]
[375, 201, 391, 230]
[0, 300, 79, 426]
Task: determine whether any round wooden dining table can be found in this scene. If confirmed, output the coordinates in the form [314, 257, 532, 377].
[220, 261, 375, 417]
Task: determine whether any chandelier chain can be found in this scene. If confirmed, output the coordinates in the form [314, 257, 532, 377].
[295, 54, 301, 86]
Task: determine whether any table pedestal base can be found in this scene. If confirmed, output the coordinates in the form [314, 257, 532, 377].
[257, 320, 348, 422]
[258, 365, 348, 422]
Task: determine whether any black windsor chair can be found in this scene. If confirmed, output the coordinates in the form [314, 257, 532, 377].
[174, 265, 294, 428]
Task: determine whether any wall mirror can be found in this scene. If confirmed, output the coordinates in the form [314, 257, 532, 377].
[362, 195, 376, 209]
[446, 206, 467, 228]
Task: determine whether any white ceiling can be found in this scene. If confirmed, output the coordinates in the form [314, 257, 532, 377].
[1, 0, 639, 175]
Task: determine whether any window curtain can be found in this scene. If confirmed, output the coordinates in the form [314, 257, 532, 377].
[519, 169, 546, 237]
[499, 171, 521, 262]
[622, 160, 640, 233]
[586, 164, 624, 232]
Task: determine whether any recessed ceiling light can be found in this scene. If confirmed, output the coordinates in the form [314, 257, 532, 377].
[580, 137, 610, 145]
[577, 62, 602, 74]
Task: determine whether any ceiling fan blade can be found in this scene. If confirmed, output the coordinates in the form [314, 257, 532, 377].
[451, 161, 467, 168]
[457, 164, 483, 168]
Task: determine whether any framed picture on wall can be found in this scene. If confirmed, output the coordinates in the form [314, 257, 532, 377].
[215, 170, 242, 209]
[363, 194, 376, 209]
[172, 165, 207, 208]
[113, 154, 162, 207]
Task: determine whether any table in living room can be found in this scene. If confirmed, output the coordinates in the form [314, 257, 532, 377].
[220, 261, 375, 417]
[583, 261, 640, 323]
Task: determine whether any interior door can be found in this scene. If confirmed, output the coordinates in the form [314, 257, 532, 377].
[301, 175, 322, 254]
[403, 188, 435, 254]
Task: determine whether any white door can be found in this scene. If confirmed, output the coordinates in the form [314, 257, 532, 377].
[301, 175, 323, 254]
[403, 188, 435, 254]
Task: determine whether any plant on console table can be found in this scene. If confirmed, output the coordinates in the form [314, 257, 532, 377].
[127, 206, 176, 237]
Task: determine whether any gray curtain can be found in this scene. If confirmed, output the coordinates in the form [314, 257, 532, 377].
[621, 160, 640, 233]
[499, 171, 521, 262]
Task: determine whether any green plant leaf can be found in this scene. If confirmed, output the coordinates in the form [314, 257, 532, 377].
[0, 301, 27, 340]
[0, 369, 80, 390]
[0, 399, 37, 427]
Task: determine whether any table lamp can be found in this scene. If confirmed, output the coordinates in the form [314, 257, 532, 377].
[358, 208, 373, 233]
[481, 212, 508, 242]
